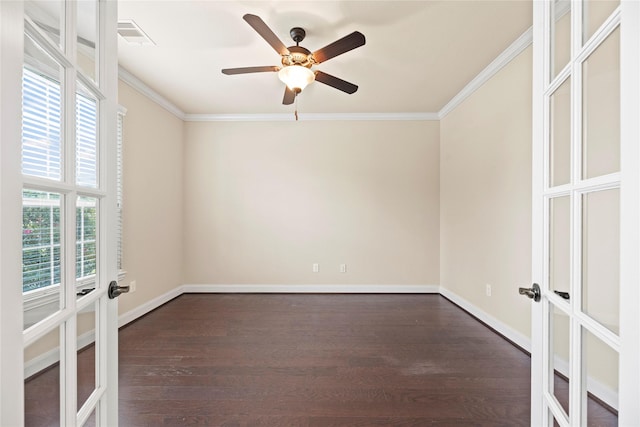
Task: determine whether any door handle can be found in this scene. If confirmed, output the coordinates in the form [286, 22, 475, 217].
[108, 280, 130, 299]
[553, 290, 570, 300]
[76, 287, 95, 296]
[518, 283, 541, 302]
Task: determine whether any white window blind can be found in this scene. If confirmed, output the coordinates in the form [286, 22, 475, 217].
[22, 66, 125, 294]
[22, 67, 62, 181]
[22, 68, 99, 188]
[76, 86, 98, 188]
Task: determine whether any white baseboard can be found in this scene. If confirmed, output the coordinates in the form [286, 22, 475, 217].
[118, 286, 183, 328]
[181, 283, 440, 294]
[438, 286, 619, 411]
[438, 286, 532, 352]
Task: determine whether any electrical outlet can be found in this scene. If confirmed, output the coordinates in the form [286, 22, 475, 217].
[312, 263, 319, 273]
[485, 284, 492, 297]
[130, 280, 137, 293]
[340, 264, 347, 273]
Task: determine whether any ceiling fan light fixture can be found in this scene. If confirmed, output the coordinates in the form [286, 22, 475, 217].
[278, 65, 315, 93]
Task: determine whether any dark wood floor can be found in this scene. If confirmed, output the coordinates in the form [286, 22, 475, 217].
[25, 294, 617, 426]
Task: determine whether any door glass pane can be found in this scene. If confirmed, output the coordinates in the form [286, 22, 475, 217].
[77, 0, 98, 82]
[23, 35, 63, 182]
[25, 0, 64, 50]
[23, 190, 63, 330]
[76, 83, 98, 188]
[583, 0, 620, 43]
[84, 407, 97, 427]
[582, 188, 620, 334]
[25, 327, 61, 426]
[583, 328, 619, 425]
[76, 196, 98, 294]
[78, 303, 97, 411]
[550, 304, 571, 417]
[550, 77, 572, 187]
[582, 28, 620, 179]
[550, 196, 570, 296]
[552, 0, 572, 80]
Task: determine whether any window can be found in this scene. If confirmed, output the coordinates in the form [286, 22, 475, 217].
[76, 196, 97, 279]
[22, 67, 62, 181]
[21, 67, 124, 297]
[22, 190, 61, 292]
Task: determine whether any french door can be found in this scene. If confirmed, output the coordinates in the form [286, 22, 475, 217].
[1, 1, 120, 425]
[530, 0, 640, 425]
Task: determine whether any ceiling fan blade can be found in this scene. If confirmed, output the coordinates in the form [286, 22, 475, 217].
[221, 66, 280, 75]
[312, 31, 365, 64]
[243, 14, 290, 56]
[314, 71, 358, 94]
[282, 87, 296, 105]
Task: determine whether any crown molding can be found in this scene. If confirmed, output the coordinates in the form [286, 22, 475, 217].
[118, 26, 533, 123]
[184, 112, 440, 122]
[118, 66, 186, 120]
[438, 26, 533, 119]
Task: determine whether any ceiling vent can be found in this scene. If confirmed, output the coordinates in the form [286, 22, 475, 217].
[117, 20, 155, 45]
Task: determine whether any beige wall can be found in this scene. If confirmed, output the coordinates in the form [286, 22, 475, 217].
[440, 47, 533, 338]
[183, 120, 440, 286]
[117, 81, 184, 315]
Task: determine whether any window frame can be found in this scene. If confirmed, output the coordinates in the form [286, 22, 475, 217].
[21, 64, 126, 318]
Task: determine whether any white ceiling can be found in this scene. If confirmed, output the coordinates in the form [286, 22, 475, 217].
[117, 1, 532, 115]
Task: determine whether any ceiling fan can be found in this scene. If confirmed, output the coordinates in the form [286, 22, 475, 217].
[222, 14, 366, 105]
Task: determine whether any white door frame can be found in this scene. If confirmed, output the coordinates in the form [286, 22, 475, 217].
[531, 2, 545, 424]
[618, 0, 640, 424]
[101, 3, 120, 423]
[0, 1, 27, 425]
[0, 1, 120, 425]
[531, 0, 640, 425]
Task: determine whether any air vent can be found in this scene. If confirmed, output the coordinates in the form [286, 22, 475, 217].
[117, 20, 155, 45]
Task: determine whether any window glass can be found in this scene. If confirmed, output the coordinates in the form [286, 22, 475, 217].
[582, 28, 620, 179]
[23, 190, 62, 293]
[23, 36, 63, 181]
[76, 196, 97, 283]
[77, 0, 98, 82]
[76, 82, 98, 188]
[25, 327, 61, 424]
[117, 112, 125, 272]
[552, 0, 571, 80]
[550, 78, 571, 187]
[582, 188, 620, 334]
[583, 0, 619, 43]
[25, 0, 64, 49]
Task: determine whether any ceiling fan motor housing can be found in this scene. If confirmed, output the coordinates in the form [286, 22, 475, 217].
[282, 45, 315, 68]
[290, 27, 306, 43]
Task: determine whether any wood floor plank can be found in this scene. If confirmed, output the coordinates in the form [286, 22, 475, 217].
[24, 294, 617, 426]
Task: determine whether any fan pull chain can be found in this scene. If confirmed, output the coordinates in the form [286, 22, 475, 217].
[294, 93, 299, 121]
